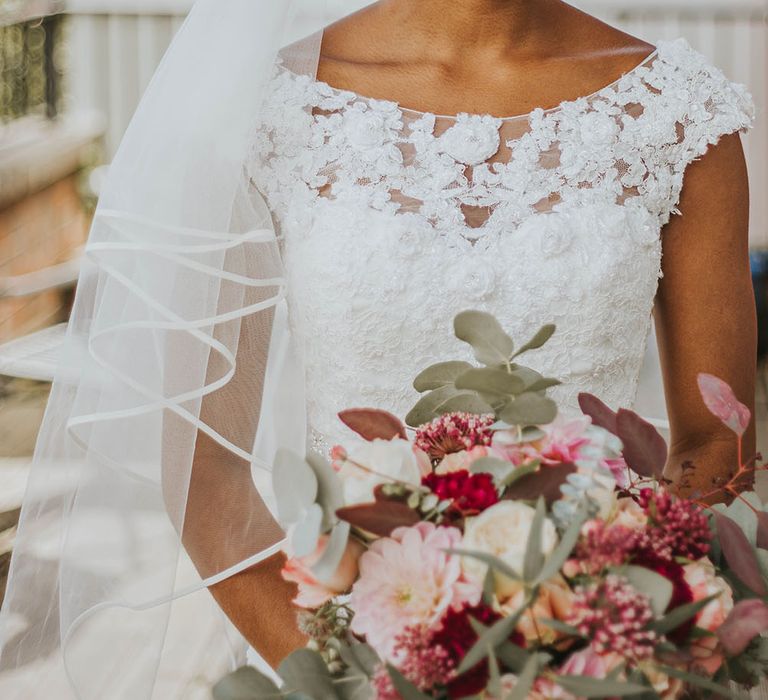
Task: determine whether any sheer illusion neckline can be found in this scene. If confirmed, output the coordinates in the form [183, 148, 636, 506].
[301, 42, 660, 123]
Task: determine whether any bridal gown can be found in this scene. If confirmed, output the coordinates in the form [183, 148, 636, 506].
[242, 33, 760, 689]
[248, 36, 753, 456]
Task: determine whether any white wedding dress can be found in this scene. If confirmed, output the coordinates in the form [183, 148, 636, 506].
[248, 36, 753, 457]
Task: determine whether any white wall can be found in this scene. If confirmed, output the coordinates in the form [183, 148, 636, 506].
[64, 0, 768, 246]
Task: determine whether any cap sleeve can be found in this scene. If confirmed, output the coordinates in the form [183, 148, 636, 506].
[641, 38, 755, 225]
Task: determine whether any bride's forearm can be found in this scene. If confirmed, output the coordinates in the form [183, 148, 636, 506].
[209, 552, 308, 668]
[171, 430, 308, 667]
[663, 426, 757, 504]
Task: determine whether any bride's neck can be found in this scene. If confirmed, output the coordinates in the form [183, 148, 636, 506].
[384, 0, 558, 55]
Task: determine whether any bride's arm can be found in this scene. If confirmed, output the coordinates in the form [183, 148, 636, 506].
[184, 429, 308, 668]
[165, 291, 308, 667]
[655, 131, 757, 501]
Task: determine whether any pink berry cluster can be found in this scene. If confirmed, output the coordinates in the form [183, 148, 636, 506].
[568, 575, 658, 661]
[371, 625, 454, 698]
[414, 412, 495, 461]
[574, 522, 638, 574]
[637, 488, 712, 561]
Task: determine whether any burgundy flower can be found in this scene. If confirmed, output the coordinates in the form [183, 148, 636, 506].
[637, 488, 712, 561]
[422, 470, 499, 515]
[414, 412, 495, 461]
[428, 603, 524, 698]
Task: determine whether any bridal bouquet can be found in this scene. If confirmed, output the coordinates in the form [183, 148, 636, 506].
[215, 311, 768, 700]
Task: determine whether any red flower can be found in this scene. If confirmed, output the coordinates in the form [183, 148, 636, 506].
[422, 470, 499, 515]
[428, 603, 525, 699]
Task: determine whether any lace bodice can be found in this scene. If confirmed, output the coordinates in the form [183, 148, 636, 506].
[247, 37, 754, 453]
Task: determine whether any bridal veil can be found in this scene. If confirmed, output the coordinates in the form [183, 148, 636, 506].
[0, 1, 337, 697]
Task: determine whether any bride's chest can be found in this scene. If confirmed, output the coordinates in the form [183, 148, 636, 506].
[251, 64, 686, 234]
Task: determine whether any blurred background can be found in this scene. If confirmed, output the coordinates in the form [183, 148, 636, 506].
[0, 0, 766, 696]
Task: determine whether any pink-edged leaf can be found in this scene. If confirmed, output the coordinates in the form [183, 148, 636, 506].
[717, 599, 768, 656]
[578, 392, 618, 435]
[713, 511, 768, 597]
[336, 501, 420, 537]
[697, 373, 751, 437]
[503, 463, 577, 505]
[756, 511, 768, 551]
[616, 409, 667, 479]
[338, 408, 408, 441]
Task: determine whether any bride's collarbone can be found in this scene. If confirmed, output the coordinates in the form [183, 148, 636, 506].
[315, 44, 655, 119]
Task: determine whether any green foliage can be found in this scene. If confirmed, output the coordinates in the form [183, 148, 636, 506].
[407, 310, 560, 427]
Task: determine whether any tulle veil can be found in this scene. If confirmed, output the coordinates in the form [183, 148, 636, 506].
[0, 1, 668, 697]
[0, 1, 337, 697]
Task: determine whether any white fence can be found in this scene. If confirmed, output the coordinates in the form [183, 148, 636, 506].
[64, 0, 768, 246]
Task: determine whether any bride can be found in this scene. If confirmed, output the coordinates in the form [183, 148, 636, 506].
[0, 0, 757, 697]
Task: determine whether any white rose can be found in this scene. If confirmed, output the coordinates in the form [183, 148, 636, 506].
[462, 501, 558, 599]
[337, 438, 422, 505]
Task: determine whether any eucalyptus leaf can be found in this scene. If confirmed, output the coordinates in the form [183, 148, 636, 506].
[386, 666, 431, 700]
[338, 641, 380, 680]
[454, 367, 527, 396]
[499, 393, 558, 426]
[457, 605, 529, 674]
[278, 649, 339, 700]
[554, 676, 651, 698]
[482, 566, 496, 606]
[495, 640, 531, 673]
[310, 521, 350, 583]
[524, 377, 562, 393]
[537, 618, 582, 636]
[470, 456, 517, 484]
[502, 462, 539, 487]
[306, 451, 345, 531]
[523, 497, 546, 582]
[334, 675, 373, 700]
[535, 506, 586, 585]
[212, 666, 282, 700]
[413, 360, 474, 392]
[447, 548, 521, 581]
[405, 384, 462, 427]
[487, 645, 502, 698]
[648, 594, 719, 635]
[435, 391, 496, 417]
[657, 665, 746, 699]
[512, 324, 557, 358]
[620, 565, 674, 617]
[291, 503, 324, 558]
[506, 655, 540, 700]
[273, 449, 318, 524]
[454, 310, 515, 365]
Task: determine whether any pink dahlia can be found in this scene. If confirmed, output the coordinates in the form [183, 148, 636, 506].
[494, 414, 592, 466]
[422, 469, 499, 516]
[350, 522, 481, 661]
[414, 413, 495, 462]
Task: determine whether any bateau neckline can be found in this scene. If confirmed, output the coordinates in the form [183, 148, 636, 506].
[279, 40, 665, 123]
